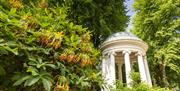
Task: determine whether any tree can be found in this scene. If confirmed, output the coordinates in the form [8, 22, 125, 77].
[132, 0, 180, 88]
[0, 0, 104, 90]
[58, 0, 129, 46]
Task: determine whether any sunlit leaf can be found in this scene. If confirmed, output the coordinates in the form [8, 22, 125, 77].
[13, 75, 31, 86]
[42, 77, 52, 91]
[24, 76, 40, 86]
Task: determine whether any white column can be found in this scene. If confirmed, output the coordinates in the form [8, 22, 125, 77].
[108, 51, 116, 88]
[102, 56, 106, 79]
[118, 64, 123, 82]
[137, 52, 147, 83]
[101, 55, 110, 91]
[123, 50, 132, 87]
[143, 56, 152, 86]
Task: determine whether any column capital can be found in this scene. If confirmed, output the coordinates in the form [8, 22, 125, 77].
[122, 50, 131, 54]
[107, 51, 116, 56]
[136, 51, 142, 55]
[136, 51, 145, 56]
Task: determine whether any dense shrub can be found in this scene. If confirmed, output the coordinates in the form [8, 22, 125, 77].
[0, 0, 103, 91]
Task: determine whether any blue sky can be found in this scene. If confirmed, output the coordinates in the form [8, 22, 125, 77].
[125, 0, 134, 31]
[125, 0, 134, 17]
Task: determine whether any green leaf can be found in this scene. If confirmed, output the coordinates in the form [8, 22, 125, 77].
[41, 77, 52, 91]
[7, 41, 18, 47]
[42, 75, 54, 83]
[45, 64, 56, 69]
[8, 8, 16, 15]
[3, 46, 18, 55]
[26, 66, 39, 76]
[24, 76, 40, 86]
[0, 65, 6, 75]
[0, 47, 8, 55]
[41, 22, 50, 27]
[81, 82, 90, 87]
[13, 75, 31, 86]
[0, 39, 4, 42]
[28, 61, 38, 66]
[58, 76, 67, 83]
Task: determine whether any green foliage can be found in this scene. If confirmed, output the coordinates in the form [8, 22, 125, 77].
[114, 73, 171, 91]
[132, 0, 180, 88]
[0, 0, 104, 90]
[115, 81, 171, 91]
[130, 71, 141, 86]
[58, 0, 129, 46]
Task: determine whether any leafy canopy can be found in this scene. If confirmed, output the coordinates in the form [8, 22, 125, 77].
[60, 0, 129, 46]
[133, 0, 180, 88]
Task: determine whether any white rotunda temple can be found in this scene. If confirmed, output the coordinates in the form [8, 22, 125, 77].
[101, 32, 152, 90]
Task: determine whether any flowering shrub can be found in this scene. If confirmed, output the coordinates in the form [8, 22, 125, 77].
[0, 0, 103, 91]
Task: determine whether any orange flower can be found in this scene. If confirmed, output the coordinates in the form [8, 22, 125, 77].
[38, 31, 63, 49]
[9, 0, 23, 9]
[53, 41, 61, 50]
[67, 54, 75, 63]
[56, 83, 69, 91]
[81, 32, 91, 42]
[39, 0, 48, 8]
[55, 31, 64, 39]
[74, 55, 80, 63]
[80, 59, 92, 67]
[59, 54, 67, 61]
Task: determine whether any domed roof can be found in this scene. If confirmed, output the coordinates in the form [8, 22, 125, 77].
[104, 31, 142, 43]
[101, 31, 148, 55]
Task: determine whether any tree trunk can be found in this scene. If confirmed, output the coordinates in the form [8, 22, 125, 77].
[160, 61, 169, 87]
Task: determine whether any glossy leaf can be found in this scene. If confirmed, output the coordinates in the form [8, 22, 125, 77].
[13, 75, 31, 86]
[42, 77, 52, 91]
[24, 76, 40, 86]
